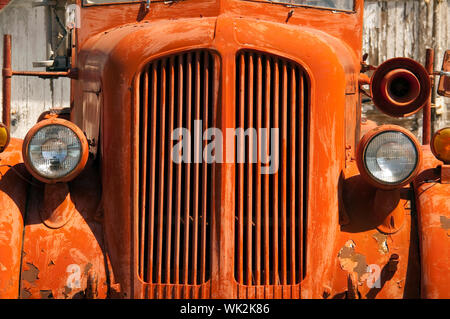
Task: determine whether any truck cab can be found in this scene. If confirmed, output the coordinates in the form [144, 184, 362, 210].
[0, 0, 449, 299]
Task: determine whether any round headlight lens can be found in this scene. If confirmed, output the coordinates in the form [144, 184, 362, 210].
[364, 131, 418, 185]
[28, 124, 82, 179]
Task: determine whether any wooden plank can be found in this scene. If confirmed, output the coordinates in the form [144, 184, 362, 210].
[386, 1, 396, 60]
[404, 0, 414, 59]
[394, 1, 404, 58]
[378, 1, 388, 63]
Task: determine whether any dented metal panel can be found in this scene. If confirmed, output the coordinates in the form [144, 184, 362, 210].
[19, 163, 108, 299]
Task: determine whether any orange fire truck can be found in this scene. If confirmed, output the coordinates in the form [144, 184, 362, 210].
[0, 0, 449, 299]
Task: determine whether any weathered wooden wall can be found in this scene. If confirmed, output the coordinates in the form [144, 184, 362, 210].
[363, 0, 448, 66]
[363, 0, 450, 132]
[0, 0, 70, 138]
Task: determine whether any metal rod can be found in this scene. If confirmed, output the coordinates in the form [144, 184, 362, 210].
[139, 68, 149, 280]
[183, 53, 192, 289]
[246, 53, 254, 286]
[289, 67, 296, 285]
[264, 58, 271, 286]
[299, 71, 305, 281]
[165, 58, 175, 285]
[2, 35, 11, 130]
[147, 63, 158, 286]
[255, 54, 262, 286]
[12, 70, 75, 78]
[237, 54, 245, 284]
[281, 62, 288, 286]
[200, 52, 209, 285]
[272, 60, 280, 286]
[156, 59, 167, 290]
[191, 52, 201, 288]
[173, 54, 184, 296]
[423, 49, 434, 145]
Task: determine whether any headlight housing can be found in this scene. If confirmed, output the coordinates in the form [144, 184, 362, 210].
[356, 125, 422, 189]
[431, 127, 450, 164]
[0, 123, 10, 153]
[23, 119, 88, 183]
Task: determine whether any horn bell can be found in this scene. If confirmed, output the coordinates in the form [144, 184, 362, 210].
[370, 58, 431, 117]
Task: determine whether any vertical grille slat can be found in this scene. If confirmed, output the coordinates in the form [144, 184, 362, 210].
[156, 59, 167, 289]
[289, 67, 297, 285]
[299, 72, 306, 283]
[263, 57, 271, 287]
[235, 51, 308, 292]
[138, 51, 216, 298]
[173, 55, 184, 293]
[200, 52, 209, 285]
[146, 64, 158, 287]
[272, 59, 280, 286]
[255, 55, 263, 287]
[237, 53, 245, 285]
[139, 68, 149, 281]
[192, 52, 201, 290]
[165, 58, 175, 285]
[246, 53, 254, 288]
[183, 53, 192, 291]
[280, 61, 288, 286]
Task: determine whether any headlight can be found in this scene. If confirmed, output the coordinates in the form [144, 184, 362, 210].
[23, 119, 88, 183]
[431, 127, 450, 164]
[0, 123, 10, 153]
[357, 125, 422, 189]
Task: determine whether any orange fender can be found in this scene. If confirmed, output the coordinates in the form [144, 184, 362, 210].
[0, 138, 29, 298]
[19, 161, 110, 299]
[413, 147, 450, 298]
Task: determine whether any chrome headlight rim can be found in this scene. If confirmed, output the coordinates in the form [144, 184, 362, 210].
[22, 118, 89, 184]
[357, 125, 422, 190]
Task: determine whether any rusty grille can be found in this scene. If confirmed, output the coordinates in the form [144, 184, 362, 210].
[138, 51, 217, 294]
[235, 51, 308, 290]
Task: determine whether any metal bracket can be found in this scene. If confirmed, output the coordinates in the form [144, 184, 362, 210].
[434, 70, 450, 77]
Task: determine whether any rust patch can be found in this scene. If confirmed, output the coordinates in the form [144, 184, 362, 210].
[21, 262, 39, 283]
[372, 232, 389, 255]
[20, 287, 31, 299]
[440, 216, 450, 236]
[62, 286, 72, 299]
[440, 216, 450, 230]
[84, 262, 93, 276]
[85, 272, 98, 299]
[40, 290, 54, 299]
[338, 240, 368, 280]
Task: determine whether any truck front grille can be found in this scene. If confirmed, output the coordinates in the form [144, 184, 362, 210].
[234, 51, 308, 298]
[137, 50, 218, 298]
[136, 49, 308, 299]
